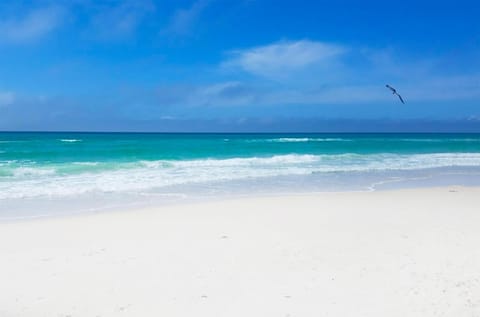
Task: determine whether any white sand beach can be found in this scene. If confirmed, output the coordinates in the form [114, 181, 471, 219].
[1, 187, 480, 317]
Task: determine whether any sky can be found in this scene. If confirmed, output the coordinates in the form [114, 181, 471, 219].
[0, 0, 479, 132]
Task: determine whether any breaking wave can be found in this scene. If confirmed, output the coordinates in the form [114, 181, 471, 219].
[1, 153, 480, 199]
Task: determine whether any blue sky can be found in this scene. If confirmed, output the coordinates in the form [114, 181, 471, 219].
[0, 0, 479, 132]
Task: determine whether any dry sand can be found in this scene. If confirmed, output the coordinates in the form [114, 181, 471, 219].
[1, 187, 480, 316]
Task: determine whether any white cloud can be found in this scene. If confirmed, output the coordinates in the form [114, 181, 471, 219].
[0, 92, 15, 107]
[222, 40, 346, 78]
[0, 6, 65, 43]
[163, 0, 211, 36]
[220, 40, 480, 104]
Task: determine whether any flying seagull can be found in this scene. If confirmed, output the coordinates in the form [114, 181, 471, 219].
[386, 84, 405, 104]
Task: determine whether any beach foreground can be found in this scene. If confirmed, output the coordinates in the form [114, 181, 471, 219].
[1, 187, 479, 317]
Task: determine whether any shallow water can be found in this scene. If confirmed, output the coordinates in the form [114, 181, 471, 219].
[2, 132, 480, 219]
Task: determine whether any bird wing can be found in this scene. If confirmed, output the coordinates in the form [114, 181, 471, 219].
[386, 84, 395, 93]
[397, 94, 405, 104]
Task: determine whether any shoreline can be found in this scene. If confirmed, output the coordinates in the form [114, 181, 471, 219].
[1, 186, 480, 316]
[0, 182, 474, 223]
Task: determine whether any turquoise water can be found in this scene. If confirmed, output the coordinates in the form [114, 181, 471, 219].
[2, 132, 480, 218]
[2, 133, 480, 163]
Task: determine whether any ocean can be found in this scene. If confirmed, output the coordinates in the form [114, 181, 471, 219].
[2, 132, 480, 219]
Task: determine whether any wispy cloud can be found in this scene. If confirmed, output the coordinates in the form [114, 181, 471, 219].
[159, 83, 391, 107]
[219, 39, 480, 105]
[87, 0, 156, 39]
[162, 0, 211, 36]
[154, 81, 258, 108]
[0, 91, 15, 107]
[0, 6, 65, 43]
[148, 75, 480, 110]
[468, 115, 480, 122]
[222, 40, 346, 78]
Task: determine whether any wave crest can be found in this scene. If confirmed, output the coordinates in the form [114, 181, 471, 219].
[247, 138, 351, 143]
[59, 139, 82, 143]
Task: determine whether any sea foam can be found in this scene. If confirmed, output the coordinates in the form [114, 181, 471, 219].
[2, 153, 480, 200]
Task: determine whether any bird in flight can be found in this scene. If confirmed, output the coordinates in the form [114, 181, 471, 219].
[386, 84, 405, 104]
